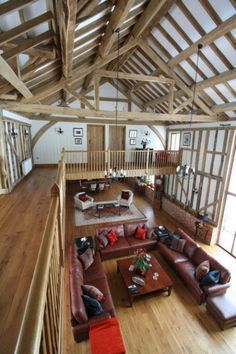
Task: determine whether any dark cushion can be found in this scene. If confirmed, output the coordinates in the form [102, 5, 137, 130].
[121, 191, 130, 200]
[96, 224, 125, 238]
[97, 234, 109, 249]
[200, 270, 220, 287]
[170, 236, 186, 253]
[78, 248, 94, 270]
[82, 285, 104, 301]
[82, 295, 104, 316]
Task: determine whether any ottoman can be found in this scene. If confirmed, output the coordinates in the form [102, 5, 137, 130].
[206, 294, 236, 330]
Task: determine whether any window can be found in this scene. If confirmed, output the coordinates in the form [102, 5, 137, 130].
[169, 132, 180, 150]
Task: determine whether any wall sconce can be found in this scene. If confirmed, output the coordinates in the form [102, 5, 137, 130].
[145, 131, 150, 136]
[11, 128, 18, 137]
[57, 127, 64, 134]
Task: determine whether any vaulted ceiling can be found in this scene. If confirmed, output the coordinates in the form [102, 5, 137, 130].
[0, 0, 235, 125]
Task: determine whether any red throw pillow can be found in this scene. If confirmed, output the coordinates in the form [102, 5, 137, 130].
[79, 195, 88, 202]
[107, 230, 118, 246]
[135, 226, 147, 240]
[121, 191, 130, 200]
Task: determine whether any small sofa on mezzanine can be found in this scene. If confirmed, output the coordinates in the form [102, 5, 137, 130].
[157, 228, 231, 304]
[69, 244, 115, 342]
[95, 221, 157, 260]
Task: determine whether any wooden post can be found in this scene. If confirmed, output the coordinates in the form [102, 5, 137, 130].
[168, 82, 174, 114]
[94, 76, 100, 110]
[146, 148, 150, 173]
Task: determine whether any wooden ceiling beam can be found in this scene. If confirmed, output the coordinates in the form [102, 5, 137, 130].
[212, 102, 236, 113]
[58, 0, 77, 78]
[99, 0, 136, 58]
[2, 30, 55, 61]
[95, 70, 174, 84]
[77, 0, 100, 20]
[0, 0, 36, 16]
[64, 86, 95, 109]
[0, 12, 53, 45]
[0, 101, 218, 122]
[0, 53, 33, 99]
[144, 69, 236, 108]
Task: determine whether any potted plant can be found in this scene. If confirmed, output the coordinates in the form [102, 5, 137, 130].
[132, 248, 152, 276]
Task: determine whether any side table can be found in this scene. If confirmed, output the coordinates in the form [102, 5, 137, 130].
[75, 236, 94, 254]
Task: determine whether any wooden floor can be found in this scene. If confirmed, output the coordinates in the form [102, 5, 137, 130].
[0, 170, 235, 354]
[64, 181, 236, 354]
[0, 167, 57, 354]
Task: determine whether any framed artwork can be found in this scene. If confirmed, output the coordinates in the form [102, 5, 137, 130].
[129, 129, 137, 138]
[130, 139, 136, 145]
[73, 128, 83, 137]
[74, 138, 82, 145]
[182, 132, 191, 147]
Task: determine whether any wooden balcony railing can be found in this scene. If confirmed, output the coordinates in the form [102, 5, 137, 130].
[15, 161, 65, 354]
[62, 149, 180, 180]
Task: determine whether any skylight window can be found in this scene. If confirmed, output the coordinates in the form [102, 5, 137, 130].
[34, 61, 52, 73]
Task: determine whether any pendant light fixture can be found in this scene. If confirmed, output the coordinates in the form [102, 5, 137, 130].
[176, 43, 202, 180]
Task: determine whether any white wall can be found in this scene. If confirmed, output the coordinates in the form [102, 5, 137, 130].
[31, 83, 166, 164]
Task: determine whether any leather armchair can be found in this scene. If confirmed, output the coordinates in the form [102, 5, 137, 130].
[118, 190, 134, 208]
[74, 192, 94, 211]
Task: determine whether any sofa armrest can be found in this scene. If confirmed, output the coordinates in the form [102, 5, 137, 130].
[89, 312, 111, 324]
[203, 282, 230, 298]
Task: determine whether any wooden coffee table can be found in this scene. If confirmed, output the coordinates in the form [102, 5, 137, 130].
[96, 201, 120, 218]
[117, 254, 173, 306]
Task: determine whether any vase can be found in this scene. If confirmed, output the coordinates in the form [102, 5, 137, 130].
[142, 143, 147, 149]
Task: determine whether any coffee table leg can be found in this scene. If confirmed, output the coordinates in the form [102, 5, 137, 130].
[168, 286, 172, 296]
[128, 294, 133, 307]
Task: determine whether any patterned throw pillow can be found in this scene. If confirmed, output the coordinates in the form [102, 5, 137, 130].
[78, 248, 94, 270]
[79, 195, 88, 202]
[200, 270, 220, 287]
[135, 226, 147, 240]
[195, 260, 210, 280]
[82, 285, 104, 301]
[82, 295, 104, 316]
[170, 236, 186, 253]
[107, 230, 118, 245]
[97, 233, 109, 249]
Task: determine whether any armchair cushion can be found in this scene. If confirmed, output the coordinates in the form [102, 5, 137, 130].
[121, 191, 130, 200]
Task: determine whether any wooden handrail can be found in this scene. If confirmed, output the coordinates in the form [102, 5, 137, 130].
[15, 197, 59, 353]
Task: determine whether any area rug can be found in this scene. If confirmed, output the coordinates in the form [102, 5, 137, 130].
[74, 202, 146, 226]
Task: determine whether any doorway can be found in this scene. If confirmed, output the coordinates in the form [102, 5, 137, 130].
[87, 125, 105, 169]
[109, 126, 125, 169]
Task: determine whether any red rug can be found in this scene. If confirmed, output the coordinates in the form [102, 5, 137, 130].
[89, 317, 126, 354]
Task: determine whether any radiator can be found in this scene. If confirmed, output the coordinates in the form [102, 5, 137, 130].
[22, 158, 33, 176]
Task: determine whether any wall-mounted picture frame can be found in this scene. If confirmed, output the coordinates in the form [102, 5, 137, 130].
[130, 139, 136, 145]
[74, 138, 82, 145]
[182, 132, 191, 147]
[73, 128, 83, 137]
[129, 129, 137, 138]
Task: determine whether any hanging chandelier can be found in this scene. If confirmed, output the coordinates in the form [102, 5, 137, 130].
[105, 28, 126, 179]
[176, 43, 202, 180]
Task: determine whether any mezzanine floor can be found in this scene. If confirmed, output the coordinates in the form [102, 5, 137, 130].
[0, 168, 235, 354]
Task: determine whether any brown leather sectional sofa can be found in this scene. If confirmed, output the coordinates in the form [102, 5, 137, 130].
[69, 244, 116, 342]
[95, 221, 157, 260]
[157, 228, 231, 304]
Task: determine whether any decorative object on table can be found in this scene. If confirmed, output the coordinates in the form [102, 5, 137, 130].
[132, 276, 145, 286]
[132, 248, 152, 277]
[198, 211, 209, 221]
[153, 272, 159, 280]
[141, 137, 151, 149]
[73, 127, 83, 137]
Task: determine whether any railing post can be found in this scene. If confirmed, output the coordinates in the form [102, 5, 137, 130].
[146, 148, 150, 173]
[107, 149, 110, 173]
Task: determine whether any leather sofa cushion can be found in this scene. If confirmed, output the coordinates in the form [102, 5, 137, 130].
[175, 228, 199, 259]
[191, 247, 211, 266]
[157, 242, 189, 264]
[101, 238, 130, 256]
[124, 222, 146, 237]
[69, 271, 88, 324]
[96, 224, 125, 238]
[127, 236, 156, 249]
[84, 252, 105, 283]
[86, 277, 116, 317]
[69, 245, 84, 282]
